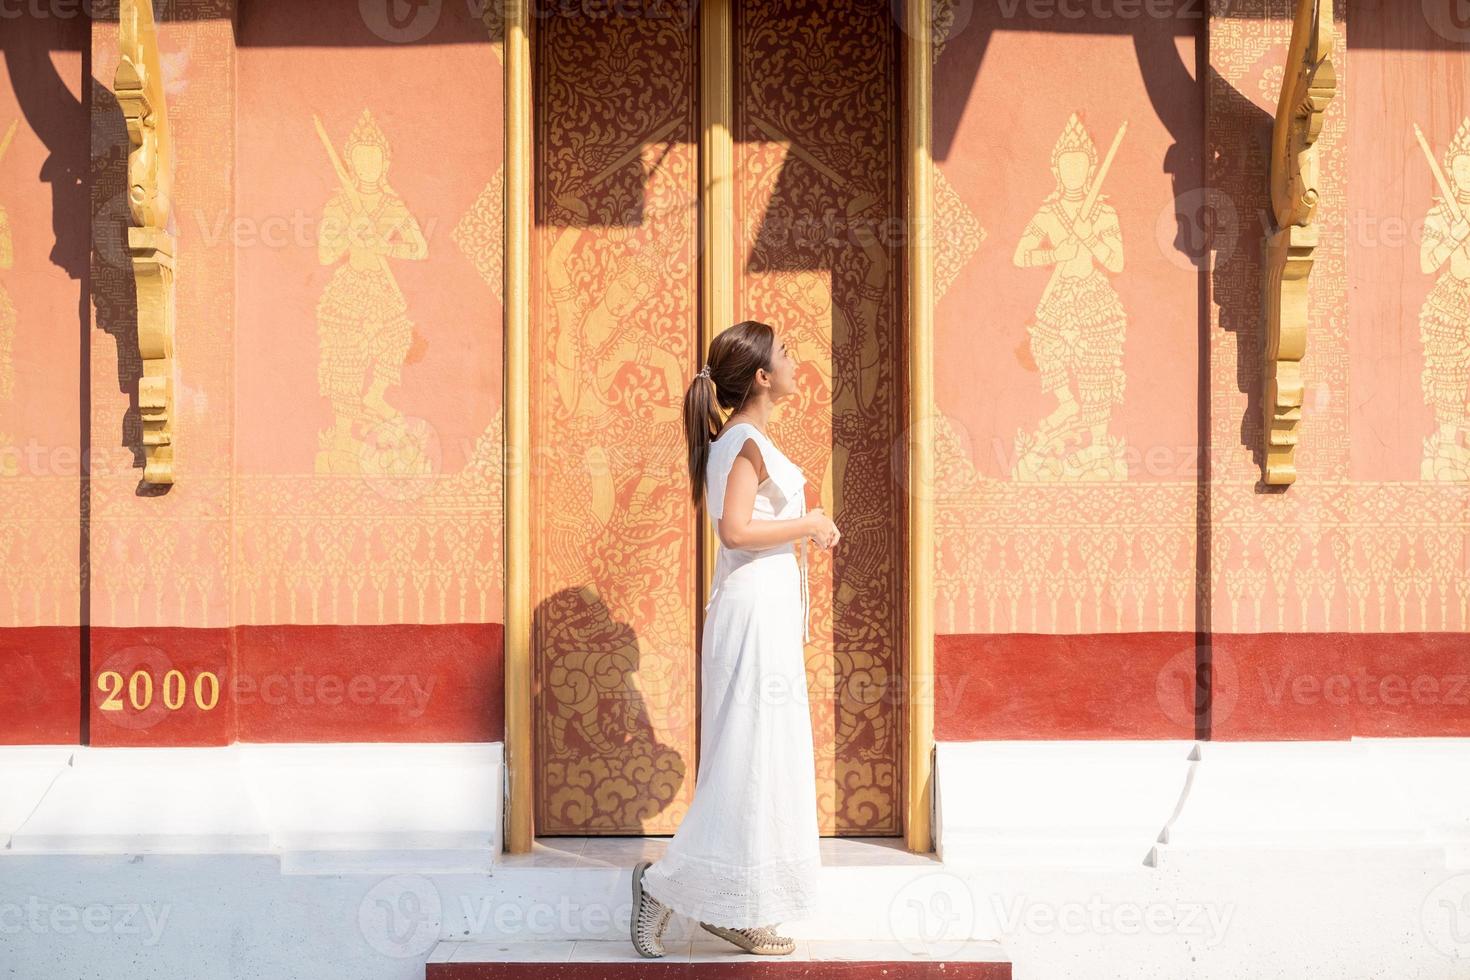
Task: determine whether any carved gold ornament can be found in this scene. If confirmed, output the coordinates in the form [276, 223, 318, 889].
[1262, 0, 1336, 486]
[115, 0, 176, 485]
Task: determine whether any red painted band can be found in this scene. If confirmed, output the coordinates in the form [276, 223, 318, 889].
[935, 632, 1470, 740]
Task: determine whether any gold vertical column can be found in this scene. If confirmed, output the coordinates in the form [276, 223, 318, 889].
[903, 0, 936, 854]
[503, 0, 534, 854]
[699, 0, 734, 604]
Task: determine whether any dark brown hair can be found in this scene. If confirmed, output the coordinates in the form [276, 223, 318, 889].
[683, 319, 775, 506]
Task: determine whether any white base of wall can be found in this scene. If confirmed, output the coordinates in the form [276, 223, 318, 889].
[3, 739, 1469, 978]
[0, 743, 503, 873]
[936, 738, 1470, 872]
[8, 738, 1465, 873]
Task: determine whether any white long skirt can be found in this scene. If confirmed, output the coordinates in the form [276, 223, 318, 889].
[639, 546, 823, 927]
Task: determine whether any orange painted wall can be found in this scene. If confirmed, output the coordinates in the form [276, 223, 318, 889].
[2, 2, 505, 745]
[930, 2, 1470, 739]
[932, 8, 1205, 637]
[1346, 2, 1470, 481]
[234, 0, 505, 629]
[3, 3, 1468, 747]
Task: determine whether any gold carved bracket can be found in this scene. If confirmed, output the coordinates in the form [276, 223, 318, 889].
[115, 0, 176, 484]
[1263, 0, 1335, 486]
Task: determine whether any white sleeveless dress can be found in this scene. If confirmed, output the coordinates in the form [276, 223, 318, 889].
[639, 421, 822, 928]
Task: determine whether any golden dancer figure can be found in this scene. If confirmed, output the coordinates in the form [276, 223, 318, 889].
[312, 109, 431, 477]
[1011, 113, 1129, 482]
[545, 192, 687, 430]
[1415, 119, 1470, 481]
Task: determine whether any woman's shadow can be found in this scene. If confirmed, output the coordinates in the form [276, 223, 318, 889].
[531, 584, 689, 834]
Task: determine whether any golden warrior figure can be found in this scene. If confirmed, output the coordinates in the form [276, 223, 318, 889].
[1418, 118, 1470, 481]
[1011, 112, 1128, 482]
[313, 109, 430, 475]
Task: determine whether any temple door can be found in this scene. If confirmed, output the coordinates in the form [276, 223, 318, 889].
[530, 0, 905, 837]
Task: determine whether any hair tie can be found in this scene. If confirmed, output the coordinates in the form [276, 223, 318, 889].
[696, 363, 712, 380]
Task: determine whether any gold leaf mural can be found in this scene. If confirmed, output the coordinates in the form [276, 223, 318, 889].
[1011, 112, 1130, 483]
[531, 3, 700, 834]
[933, 161, 986, 305]
[312, 109, 433, 480]
[1416, 117, 1470, 481]
[453, 164, 505, 304]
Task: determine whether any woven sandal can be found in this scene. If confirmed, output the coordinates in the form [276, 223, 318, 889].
[699, 921, 796, 955]
[630, 861, 674, 958]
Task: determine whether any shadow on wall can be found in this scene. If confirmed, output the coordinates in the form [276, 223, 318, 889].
[930, 8, 1218, 733]
[1, 28, 154, 493]
[531, 584, 689, 834]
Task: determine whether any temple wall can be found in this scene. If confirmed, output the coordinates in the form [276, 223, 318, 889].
[0, 1, 1466, 748]
[934, 1, 1470, 740]
[931, 3, 1209, 738]
[1, 0, 505, 745]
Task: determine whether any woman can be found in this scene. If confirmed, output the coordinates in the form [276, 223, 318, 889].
[629, 319, 840, 957]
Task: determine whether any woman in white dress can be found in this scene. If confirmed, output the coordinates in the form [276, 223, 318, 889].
[630, 319, 841, 958]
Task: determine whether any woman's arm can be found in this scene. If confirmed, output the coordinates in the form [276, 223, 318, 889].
[716, 439, 814, 550]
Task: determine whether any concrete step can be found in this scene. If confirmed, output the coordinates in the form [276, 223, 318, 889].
[426, 938, 1012, 977]
[435, 836, 999, 944]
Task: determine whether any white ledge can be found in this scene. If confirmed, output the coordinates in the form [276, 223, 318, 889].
[1, 742, 503, 871]
[935, 738, 1470, 871]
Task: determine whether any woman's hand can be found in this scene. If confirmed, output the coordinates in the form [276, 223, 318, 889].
[806, 507, 841, 550]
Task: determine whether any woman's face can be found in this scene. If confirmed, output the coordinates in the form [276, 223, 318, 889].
[762, 334, 798, 400]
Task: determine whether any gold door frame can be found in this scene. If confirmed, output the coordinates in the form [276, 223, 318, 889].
[502, 0, 936, 854]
